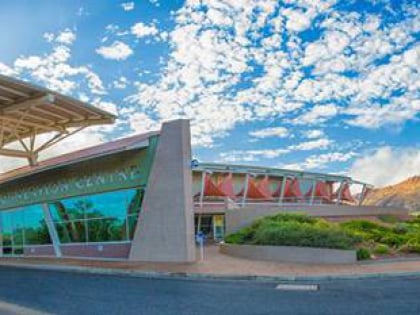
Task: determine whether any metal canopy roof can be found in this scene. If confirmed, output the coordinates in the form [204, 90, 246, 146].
[0, 75, 116, 165]
[193, 162, 372, 187]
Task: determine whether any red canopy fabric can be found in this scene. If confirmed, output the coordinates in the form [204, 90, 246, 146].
[272, 178, 302, 200]
[334, 182, 356, 203]
[257, 176, 274, 198]
[272, 178, 290, 197]
[305, 181, 333, 202]
[341, 183, 356, 203]
[289, 178, 303, 199]
[200, 174, 227, 197]
[236, 177, 273, 199]
[217, 173, 237, 200]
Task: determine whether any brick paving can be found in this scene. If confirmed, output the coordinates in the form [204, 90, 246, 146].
[1, 245, 420, 278]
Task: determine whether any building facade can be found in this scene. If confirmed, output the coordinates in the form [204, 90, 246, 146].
[0, 120, 196, 262]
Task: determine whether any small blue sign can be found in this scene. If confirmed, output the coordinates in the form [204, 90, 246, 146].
[196, 231, 205, 244]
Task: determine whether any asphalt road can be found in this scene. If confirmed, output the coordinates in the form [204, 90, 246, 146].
[0, 267, 419, 315]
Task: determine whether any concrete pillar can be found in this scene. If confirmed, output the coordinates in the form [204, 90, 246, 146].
[129, 119, 196, 262]
[336, 181, 345, 205]
[278, 176, 287, 205]
[358, 184, 367, 206]
[199, 171, 206, 208]
[310, 179, 317, 205]
[241, 173, 250, 207]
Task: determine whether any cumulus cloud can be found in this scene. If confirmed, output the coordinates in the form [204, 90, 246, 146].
[96, 41, 133, 60]
[349, 146, 420, 187]
[126, 0, 419, 148]
[288, 138, 333, 151]
[282, 151, 357, 170]
[303, 129, 325, 139]
[131, 22, 159, 38]
[121, 2, 135, 11]
[249, 126, 289, 138]
[0, 62, 16, 76]
[0, 29, 119, 171]
[291, 104, 339, 125]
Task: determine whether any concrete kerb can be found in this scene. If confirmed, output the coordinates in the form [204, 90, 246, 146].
[1, 261, 420, 283]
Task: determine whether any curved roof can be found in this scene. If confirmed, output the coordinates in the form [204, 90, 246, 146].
[0, 75, 116, 164]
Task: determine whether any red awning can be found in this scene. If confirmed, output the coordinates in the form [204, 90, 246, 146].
[257, 176, 273, 198]
[273, 178, 302, 200]
[199, 174, 227, 197]
[333, 182, 356, 203]
[217, 173, 237, 200]
[305, 181, 333, 202]
[237, 177, 273, 199]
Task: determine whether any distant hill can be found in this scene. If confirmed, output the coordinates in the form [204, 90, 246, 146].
[363, 176, 420, 211]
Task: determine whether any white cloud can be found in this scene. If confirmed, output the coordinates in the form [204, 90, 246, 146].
[43, 29, 76, 45]
[0, 62, 16, 76]
[55, 29, 76, 45]
[219, 148, 290, 163]
[126, 0, 419, 148]
[131, 22, 159, 38]
[113, 76, 128, 89]
[249, 126, 289, 138]
[303, 129, 325, 139]
[282, 151, 357, 170]
[288, 138, 332, 151]
[13, 32, 106, 95]
[291, 104, 338, 125]
[96, 41, 133, 60]
[128, 112, 160, 134]
[349, 146, 420, 187]
[121, 2, 135, 11]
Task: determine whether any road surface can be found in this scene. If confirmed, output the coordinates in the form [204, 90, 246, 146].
[0, 267, 419, 314]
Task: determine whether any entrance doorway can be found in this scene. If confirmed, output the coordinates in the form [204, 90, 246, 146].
[195, 214, 225, 241]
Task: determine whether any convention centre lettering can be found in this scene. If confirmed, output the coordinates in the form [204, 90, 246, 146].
[0, 166, 142, 209]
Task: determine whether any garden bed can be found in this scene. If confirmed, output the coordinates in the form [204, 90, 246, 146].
[224, 213, 420, 261]
[219, 243, 357, 264]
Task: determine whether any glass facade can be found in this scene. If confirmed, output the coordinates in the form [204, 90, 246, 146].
[0, 188, 144, 256]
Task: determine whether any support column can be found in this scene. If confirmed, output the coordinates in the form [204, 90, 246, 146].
[241, 173, 250, 207]
[42, 204, 62, 257]
[198, 171, 206, 208]
[129, 119, 196, 262]
[278, 176, 287, 205]
[358, 184, 367, 206]
[310, 179, 317, 205]
[336, 181, 345, 205]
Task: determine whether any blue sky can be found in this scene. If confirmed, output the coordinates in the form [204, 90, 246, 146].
[0, 0, 419, 187]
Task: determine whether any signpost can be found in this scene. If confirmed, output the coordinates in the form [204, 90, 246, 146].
[196, 231, 205, 261]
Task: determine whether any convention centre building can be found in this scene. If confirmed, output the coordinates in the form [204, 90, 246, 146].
[0, 74, 398, 263]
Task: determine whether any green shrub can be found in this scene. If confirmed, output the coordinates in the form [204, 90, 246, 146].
[340, 220, 389, 233]
[373, 244, 390, 255]
[393, 223, 408, 234]
[357, 248, 371, 260]
[378, 234, 406, 247]
[267, 213, 316, 224]
[225, 214, 362, 249]
[224, 224, 257, 244]
[377, 214, 400, 224]
[225, 215, 420, 258]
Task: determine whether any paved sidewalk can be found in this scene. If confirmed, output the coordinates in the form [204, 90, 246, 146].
[1, 245, 420, 280]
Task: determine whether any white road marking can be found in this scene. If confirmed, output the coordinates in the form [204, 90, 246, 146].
[275, 284, 319, 291]
[0, 300, 52, 315]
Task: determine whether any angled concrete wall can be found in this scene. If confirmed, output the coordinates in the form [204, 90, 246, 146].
[129, 119, 196, 262]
